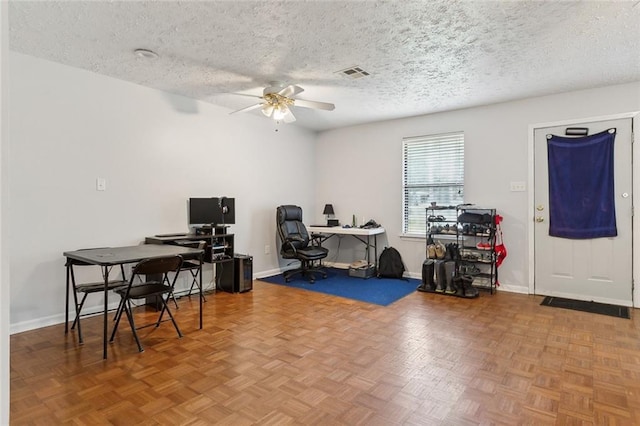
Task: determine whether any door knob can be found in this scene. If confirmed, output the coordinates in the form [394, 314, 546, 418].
[535, 216, 544, 223]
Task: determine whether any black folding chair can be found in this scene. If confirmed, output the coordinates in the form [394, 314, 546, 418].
[65, 251, 127, 344]
[177, 241, 208, 302]
[159, 240, 207, 307]
[109, 255, 183, 352]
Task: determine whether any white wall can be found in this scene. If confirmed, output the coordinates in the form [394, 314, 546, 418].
[8, 50, 640, 333]
[315, 82, 640, 294]
[1, 2, 10, 423]
[8, 52, 317, 333]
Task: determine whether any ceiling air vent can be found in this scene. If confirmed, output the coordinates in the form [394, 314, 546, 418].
[335, 66, 370, 79]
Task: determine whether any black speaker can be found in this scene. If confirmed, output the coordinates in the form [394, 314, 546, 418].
[217, 259, 235, 293]
[234, 254, 253, 293]
[217, 255, 252, 293]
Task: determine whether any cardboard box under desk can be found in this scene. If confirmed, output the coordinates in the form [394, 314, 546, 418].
[348, 264, 376, 279]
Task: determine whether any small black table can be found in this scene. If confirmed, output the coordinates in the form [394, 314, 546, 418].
[63, 244, 204, 359]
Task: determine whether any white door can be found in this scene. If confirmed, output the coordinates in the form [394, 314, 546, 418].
[533, 118, 633, 306]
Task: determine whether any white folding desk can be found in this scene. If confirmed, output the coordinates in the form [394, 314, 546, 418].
[307, 226, 386, 267]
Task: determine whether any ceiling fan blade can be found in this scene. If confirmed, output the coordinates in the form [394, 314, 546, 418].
[229, 103, 264, 115]
[283, 109, 296, 123]
[233, 93, 264, 99]
[278, 84, 304, 98]
[293, 99, 335, 111]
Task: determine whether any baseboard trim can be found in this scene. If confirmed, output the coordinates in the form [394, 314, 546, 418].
[497, 283, 529, 294]
[10, 267, 532, 335]
[10, 301, 122, 335]
[254, 267, 284, 279]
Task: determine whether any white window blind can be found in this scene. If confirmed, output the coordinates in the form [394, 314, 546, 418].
[402, 132, 464, 236]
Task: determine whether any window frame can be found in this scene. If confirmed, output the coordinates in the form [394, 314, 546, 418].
[402, 131, 465, 237]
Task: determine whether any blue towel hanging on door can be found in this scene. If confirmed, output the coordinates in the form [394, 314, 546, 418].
[547, 129, 617, 239]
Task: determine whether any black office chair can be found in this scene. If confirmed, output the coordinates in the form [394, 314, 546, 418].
[276, 205, 328, 283]
[65, 251, 127, 344]
[109, 255, 183, 353]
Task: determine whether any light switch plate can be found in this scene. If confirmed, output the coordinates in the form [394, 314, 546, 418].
[96, 178, 106, 191]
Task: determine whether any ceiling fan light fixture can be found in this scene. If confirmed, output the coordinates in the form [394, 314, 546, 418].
[262, 104, 274, 117]
[230, 83, 331, 125]
[273, 105, 289, 121]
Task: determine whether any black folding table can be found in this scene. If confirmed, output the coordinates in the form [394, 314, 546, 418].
[63, 244, 204, 359]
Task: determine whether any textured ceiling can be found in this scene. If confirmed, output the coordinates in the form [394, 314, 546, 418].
[8, 1, 640, 132]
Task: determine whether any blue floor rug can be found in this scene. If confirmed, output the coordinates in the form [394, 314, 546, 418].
[260, 267, 419, 306]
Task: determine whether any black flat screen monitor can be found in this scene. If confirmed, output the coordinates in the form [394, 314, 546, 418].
[189, 198, 217, 226]
[188, 197, 235, 226]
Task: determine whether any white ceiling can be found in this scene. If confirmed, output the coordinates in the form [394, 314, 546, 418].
[8, 1, 640, 132]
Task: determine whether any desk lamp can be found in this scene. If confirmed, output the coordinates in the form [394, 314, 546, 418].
[323, 204, 335, 225]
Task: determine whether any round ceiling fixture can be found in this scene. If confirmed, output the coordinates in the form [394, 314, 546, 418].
[133, 48, 158, 59]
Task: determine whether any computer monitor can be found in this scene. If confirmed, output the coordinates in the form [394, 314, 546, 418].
[188, 198, 218, 226]
[188, 197, 235, 226]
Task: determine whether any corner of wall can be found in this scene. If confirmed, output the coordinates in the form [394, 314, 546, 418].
[1, 1, 11, 423]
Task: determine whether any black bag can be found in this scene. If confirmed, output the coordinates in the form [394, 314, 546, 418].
[377, 247, 406, 279]
[457, 212, 492, 224]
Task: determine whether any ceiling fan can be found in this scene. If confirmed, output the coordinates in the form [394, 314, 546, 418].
[230, 82, 335, 123]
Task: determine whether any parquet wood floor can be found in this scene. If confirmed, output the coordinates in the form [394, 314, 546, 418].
[10, 280, 640, 425]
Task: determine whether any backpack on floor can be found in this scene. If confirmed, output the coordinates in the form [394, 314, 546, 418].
[377, 246, 406, 279]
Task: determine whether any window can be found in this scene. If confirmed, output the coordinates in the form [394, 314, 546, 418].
[402, 132, 464, 236]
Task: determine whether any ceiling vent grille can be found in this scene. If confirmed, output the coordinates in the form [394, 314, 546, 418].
[335, 66, 370, 79]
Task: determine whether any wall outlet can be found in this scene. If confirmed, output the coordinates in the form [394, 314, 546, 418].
[510, 181, 526, 192]
[264, 245, 270, 255]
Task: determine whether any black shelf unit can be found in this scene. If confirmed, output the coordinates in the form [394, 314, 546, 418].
[146, 226, 235, 293]
[456, 206, 497, 294]
[195, 225, 236, 293]
[195, 225, 235, 263]
[420, 204, 497, 296]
